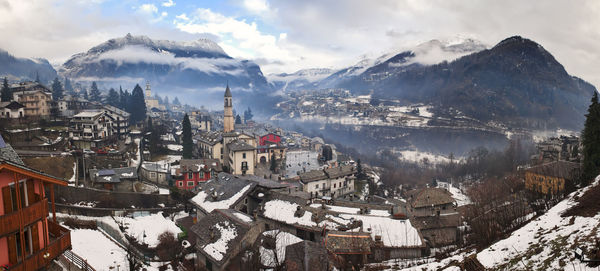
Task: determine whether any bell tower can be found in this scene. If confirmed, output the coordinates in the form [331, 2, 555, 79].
[223, 83, 234, 133]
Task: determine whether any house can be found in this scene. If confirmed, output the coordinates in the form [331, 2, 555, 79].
[57, 95, 89, 117]
[102, 105, 130, 139]
[189, 209, 264, 271]
[190, 111, 212, 131]
[140, 162, 170, 185]
[88, 167, 138, 191]
[259, 133, 281, 146]
[299, 165, 356, 198]
[0, 134, 71, 269]
[410, 213, 460, 247]
[10, 82, 53, 118]
[197, 131, 224, 163]
[190, 173, 256, 219]
[68, 110, 114, 149]
[172, 159, 222, 190]
[524, 161, 581, 195]
[0, 101, 25, 119]
[325, 231, 372, 268]
[226, 139, 255, 175]
[256, 144, 286, 164]
[407, 187, 456, 217]
[284, 241, 329, 271]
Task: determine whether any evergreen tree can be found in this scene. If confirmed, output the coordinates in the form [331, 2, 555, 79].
[356, 159, 364, 178]
[51, 77, 63, 101]
[154, 93, 163, 104]
[244, 107, 253, 123]
[89, 81, 101, 101]
[182, 114, 193, 159]
[35, 71, 40, 83]
[235, 114, 242, 124]
[81, 87, 89, 100]
[1, 77, 11, 102]
[581, 91, 600, 185]
[270, 154, 277, 172]
[107, 88, 119, 107]
[118, 86, 126, 109]
[164, 96, 169, 109]
[129, 84, 147, 124]
[173, 96, 181, 105]
[64, 78, 73, 93]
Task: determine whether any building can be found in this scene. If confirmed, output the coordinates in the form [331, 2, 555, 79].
[0, 134, 71, 269]
[189, 209, 264, 271]
[144, 82, 162, 110]
[298, 165, 356, 198]
[88, 167, 138, 191]
[172, 159, 222, 190]
[57, 95, 89, 117]
[68, 110, 113, 149]
[411, 214, 460, 247]
[259, 133, 281, 146]
[525, 161, 581, 195]
[407, 188, 457, 217]
[140, 162, 170, 185]
[223, 84, 234, 133]
[10, 82, 53, 118]
[226, 140, 255, 175]
[190, 173, 256, 219]
[190, 111, 212, 131]
[284, 241, 329, 271]
[197, 131, 224, 162]
[0, 101, 25, 119]
[325, 231, 372, 268]
[102, 105, 130, 139]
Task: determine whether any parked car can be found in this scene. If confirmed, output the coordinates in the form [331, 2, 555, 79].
[108, 149, 119, 155]
[95, 149, 108, 154]
[83, 149, 95, 155]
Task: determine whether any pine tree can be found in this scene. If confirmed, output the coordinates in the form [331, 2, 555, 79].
[89, 81, 101, 101]
[81, 87, 89, 100]
[164, 96, 169, 109]
[51, 77, 63, 101]
[107, 88, 119, 107]
[235, 114, 242, 124]
[1, 77, 11, 102]
[581, 91, 600, 185]
[244, 107, 253, 123]
[182, 114, 193, 159]
[270, 154, 277, 172]
[356, 159, 364, 178]
[35, 71, 40, 83]
[173, 96, 181, 105]
[154, 93, 163, 104]
[129, 84, 147, 124]
[64, 78, 73, 94]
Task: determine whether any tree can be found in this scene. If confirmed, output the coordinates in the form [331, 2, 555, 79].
[129, 84, 147, 123]
[581, 91, 600, 185]
[244, 107, 253, 123]
[356, 159, 364, 179]
[51, 77, 63, 101]
[89, 81, 101, 101]
[64, 78, 73, 93]
[172, 96, 181, 105]
[164, 96, 169, 109]
[81, 87, 89, 100]
[106, 88, 119, 107]
[154, 93, 163, 104]
[118, 86, 128, 109]
[1, 77, 11, 102]
[270, 154, 277, 172]
[182, 114, 193, 159]
[235, 114, 242, 124]
[35, 71, 40, 83]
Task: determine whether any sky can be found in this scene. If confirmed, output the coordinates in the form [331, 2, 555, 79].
[0, 0, 600, 87]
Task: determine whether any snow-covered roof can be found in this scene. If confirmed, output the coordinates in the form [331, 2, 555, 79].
[190, 174, 255, 214]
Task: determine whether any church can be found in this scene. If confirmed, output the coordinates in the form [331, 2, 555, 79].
[197, 84, 257, 175]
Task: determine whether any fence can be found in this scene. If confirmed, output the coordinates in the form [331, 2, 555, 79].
[60, 250, 96, 271]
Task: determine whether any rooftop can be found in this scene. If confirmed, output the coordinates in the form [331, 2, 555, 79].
[525, 161, 581, 180]
[190, 173, 256, 214]
[227, 139, 255, 152]
[410, 187, 456, 208]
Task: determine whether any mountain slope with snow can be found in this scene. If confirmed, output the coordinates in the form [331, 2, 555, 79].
[0, 48, 57, 83]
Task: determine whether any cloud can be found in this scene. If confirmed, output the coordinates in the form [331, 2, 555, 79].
[138, 3, 158, 15]
[162, 0, 175, 8]
[244, 0, 269, 13]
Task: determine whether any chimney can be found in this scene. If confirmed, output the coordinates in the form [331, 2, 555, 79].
[211, 191, 218, 201]
[253, 209, 258, 220]
[108, 164, 112, 169]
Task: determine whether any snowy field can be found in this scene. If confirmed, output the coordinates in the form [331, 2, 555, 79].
[437, 181, 472, 206]
[285, 150, 324, 178]
[70, 229, 129, 270]
[395, 149, 453, 165]
[115, 212, 182, 248]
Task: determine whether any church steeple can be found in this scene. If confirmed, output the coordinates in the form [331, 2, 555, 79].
[223, 83, 234, 133]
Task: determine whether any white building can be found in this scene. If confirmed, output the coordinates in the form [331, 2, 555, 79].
[68, 110, 113, 149]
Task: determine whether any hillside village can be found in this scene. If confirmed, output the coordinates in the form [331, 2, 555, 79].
[0, 77, 599, 271]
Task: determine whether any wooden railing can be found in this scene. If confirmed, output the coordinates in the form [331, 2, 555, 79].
[6, 220, 71, 271]
[0, 199, 47, 237]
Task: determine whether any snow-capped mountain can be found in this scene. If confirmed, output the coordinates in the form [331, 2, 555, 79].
[59, 34, 270, 103]
[268, 68, 334, 91]
[0, 48, 57, 83]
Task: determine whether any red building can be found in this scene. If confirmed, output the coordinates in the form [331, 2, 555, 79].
[173, 159, 222, 190]
[0, 135, 71, 270]
[259, 133, 281, 146]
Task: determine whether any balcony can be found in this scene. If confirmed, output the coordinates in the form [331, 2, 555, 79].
[0, 199, 48, 237]
[7, 220, 71, 271]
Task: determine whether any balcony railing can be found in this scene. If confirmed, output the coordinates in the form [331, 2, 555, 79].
[7, 220, 72, 271]
[0, 198, 48, 237]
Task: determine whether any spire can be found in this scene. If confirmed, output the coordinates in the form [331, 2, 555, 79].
[224, 82, 232, 97]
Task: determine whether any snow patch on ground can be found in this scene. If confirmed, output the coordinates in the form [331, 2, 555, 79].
[437, 181, 472, 206]
[396, 150, 451, 165]
[340, 214, 422, 247]
[116, 212, 182, 248]
[70, 229, 128, 271]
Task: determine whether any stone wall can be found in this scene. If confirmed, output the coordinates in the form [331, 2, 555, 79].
[52, 185, 179, 209]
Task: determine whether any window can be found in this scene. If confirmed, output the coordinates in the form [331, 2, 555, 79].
[150, 172, 156, 178]
[241, 161, 248, 170]
[188, 172, 193, 180]
[187, 181, 195, 187]
[315, 184, 319, 189]
[334, 183, 336, 188]
[243, 153, 246, 159]
[178, 181, 183, 187]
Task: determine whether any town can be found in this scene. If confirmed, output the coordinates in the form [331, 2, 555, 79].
[1, 75, 598, 271]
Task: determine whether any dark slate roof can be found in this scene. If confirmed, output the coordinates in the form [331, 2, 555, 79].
[190, 172, 257, 211]
[410, 213, 461, 230]
[243, 175, 288, 189]
[0, 134, 24, 166]
[190, 209, 255, 265]
[196, 131, 223, 145]
[299, 169, 328, 183]
[227, 139, 255, 152]
[89, 167, 138, 183]
[410, 187, 455, 208]
[97, 169, 116, 176]
[285, 241, 329, 271]
[324, 165, 356, 179]
[325, 231, 372, 254]
[525, 161, 581, 180]
[224, 84, 232, 97]
[0, 101, 25, 110]
[180, 159, 222, 173]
